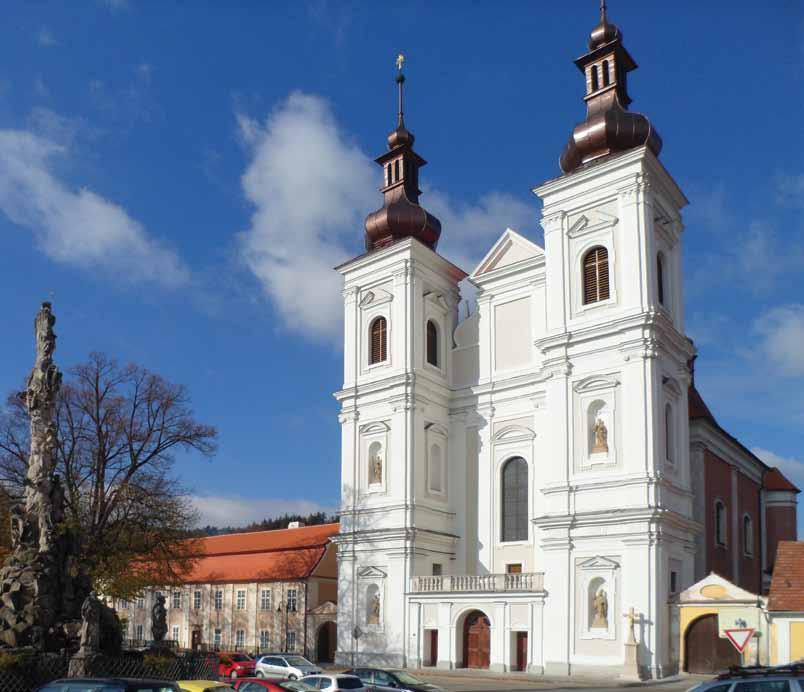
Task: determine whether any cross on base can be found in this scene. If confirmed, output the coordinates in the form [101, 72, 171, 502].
[623, 607, 640, 644]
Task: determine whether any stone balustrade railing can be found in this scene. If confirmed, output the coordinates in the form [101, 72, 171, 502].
[410, 572, 545, 594]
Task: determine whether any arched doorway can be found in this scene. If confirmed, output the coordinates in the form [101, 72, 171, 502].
[684, 614, 740, 673]
[462, 610, 491, 669]
[316, 621, 336, 663]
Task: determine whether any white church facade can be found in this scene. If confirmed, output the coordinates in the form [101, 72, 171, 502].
[332, 7, 798, 679]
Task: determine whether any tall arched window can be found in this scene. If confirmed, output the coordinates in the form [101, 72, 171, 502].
[665, 403, 674, 463]
[582, 246, 610, 305]
[591, 65, 600, 92]
[743, 515, 754, 556]
[657, 254, 666, 305]
[370, 317, 387, 364]
[426, 320, 439, 367]
[501, 457, 528, 542]
[394, 159, 400, 182]
[602, 60, 610, 87]
[715, 500, 727, 546]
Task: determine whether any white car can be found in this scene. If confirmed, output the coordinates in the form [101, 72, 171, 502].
[302, 675, 366, 692]
[255, 654, 322, 680]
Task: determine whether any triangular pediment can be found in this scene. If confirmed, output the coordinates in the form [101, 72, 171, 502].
[357, 566, 387, 579]
[310, 600, 337, 615]
[567, 209, 618, 239]
[679, 572, 760, 603]
[472, 228, 544, 278]
[578, 555, 620, 571]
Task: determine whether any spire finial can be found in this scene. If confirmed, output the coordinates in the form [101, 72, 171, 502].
[395, 53, 406, 128]
[600, 0, 607, 21]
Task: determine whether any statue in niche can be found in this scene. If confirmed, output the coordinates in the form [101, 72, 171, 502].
[592, 588, 608, 628]
[367, 592, 381, 625]
[592, 418, 609, 454]
[370, 455, 382, 485]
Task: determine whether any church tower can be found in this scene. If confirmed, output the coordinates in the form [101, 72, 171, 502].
[333, 59, 467, 666]
[533, 3, 697, 677]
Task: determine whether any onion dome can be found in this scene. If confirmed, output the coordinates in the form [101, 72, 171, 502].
[364, 59, 442, 252]
[559, 1, 662, 174]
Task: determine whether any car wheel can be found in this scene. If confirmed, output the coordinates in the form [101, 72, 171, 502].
[257, 671, 265, 678]
[288, 675, 297, 681]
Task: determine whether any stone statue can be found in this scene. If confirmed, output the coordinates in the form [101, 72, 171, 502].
[367, 593, 381, 625]
[79, 592, 102, 653]
[370, 456, 382, 485]
[151, 593, 168, 642]
[592, 589, 608, 628]
[592, 418, 609, 454]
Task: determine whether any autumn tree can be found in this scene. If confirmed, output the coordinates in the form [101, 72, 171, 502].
[0, 352, 217, 598]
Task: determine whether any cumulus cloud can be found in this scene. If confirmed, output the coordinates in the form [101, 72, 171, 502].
[236, 92, 540, 343]
[188, 494, 334, 529]
[0, 128, 189, 286]
[754, 304, 804, 377]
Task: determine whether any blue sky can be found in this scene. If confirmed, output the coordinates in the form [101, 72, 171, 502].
[1, 1, 802, 532]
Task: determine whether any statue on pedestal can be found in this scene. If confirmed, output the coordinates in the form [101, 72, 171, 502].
[151, 594, 168, 642]
[592, 418, 609, 454]
[591, 588, 608, 628]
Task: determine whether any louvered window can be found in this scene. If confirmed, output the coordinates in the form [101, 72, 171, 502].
[370, 317, 387, 364]
[501, 457, 528, 542]
[426, 320, 439, 367]
[582, 246, 610, 305]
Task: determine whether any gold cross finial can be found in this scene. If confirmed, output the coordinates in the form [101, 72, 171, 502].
[396, 54, 405, 71]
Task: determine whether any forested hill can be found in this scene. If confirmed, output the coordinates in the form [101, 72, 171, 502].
[186, 511, 338, 537]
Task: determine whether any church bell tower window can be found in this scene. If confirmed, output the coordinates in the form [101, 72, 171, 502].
[582, 246, 610, 305]
[370, 317, 387, 364]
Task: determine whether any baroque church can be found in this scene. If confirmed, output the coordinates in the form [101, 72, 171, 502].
[332, 5, 799, 678]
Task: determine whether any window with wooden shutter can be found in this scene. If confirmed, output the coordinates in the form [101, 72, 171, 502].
[582, 246, 610, 305]
[370, 317, 387, 364]
[426, 320, 439, 367]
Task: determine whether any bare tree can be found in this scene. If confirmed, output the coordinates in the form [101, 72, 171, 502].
[0, 352, 217, 598]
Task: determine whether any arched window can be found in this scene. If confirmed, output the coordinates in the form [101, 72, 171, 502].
[385, 164, 392, 187]
[657, 254, 665, 305]
[394, 159, 400, 182]
[591, 65, 600, 92]
[501, 457, 528, 542]
[428, 443, 443, 493]
[715, 500, 727, 546]
[743, 515, 754, 556]
[665, 403, 674, 463]
[370, 317, 387, 364]
[426, 320, 439, 367]
[602, 60, 610, 87]
[582, 246, 610, 305]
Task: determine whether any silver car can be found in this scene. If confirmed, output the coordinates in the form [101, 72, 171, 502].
[255, 654, 321, 680]
[687, 665, 804, 692]
[302, 675, 366, 692]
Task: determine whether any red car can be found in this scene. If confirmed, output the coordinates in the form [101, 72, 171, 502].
[219, 653, 256, 679]
[233, 680, 316, 692]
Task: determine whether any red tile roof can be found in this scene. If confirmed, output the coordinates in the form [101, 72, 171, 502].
[768, 541, 804, 611]
[179, 523, 340, 584]
[764, 468, 801, 493]
[688, 384, 717, 425]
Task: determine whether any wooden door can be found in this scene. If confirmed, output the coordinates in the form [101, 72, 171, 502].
[191, 629, 202, 650]
[428, 630, 438, 666]
[684, 614, 740, 673]
[463, 611, 491, 669]
[515, 632, 528, 671]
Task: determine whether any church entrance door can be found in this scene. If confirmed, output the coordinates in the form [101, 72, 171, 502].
[462, 610, 491, 669]
[685, 614, 740, 673]
[316, 622, 337, 663]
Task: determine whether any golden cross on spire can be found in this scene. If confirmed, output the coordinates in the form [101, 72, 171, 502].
[396, 53, 405, 71]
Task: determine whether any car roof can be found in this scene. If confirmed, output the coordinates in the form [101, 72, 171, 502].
[47, 680, 178, 686]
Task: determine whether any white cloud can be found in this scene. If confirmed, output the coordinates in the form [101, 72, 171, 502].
[37, 28, 58, 47]
[237, 92, 540, 343]
[754, 304, 804, 377]
[188, 494, 333, 529]
[0, 128, 189, 286]
[751, 447, 804, 488]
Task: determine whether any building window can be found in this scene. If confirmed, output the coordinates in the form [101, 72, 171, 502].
[432, 563, 442, 576]
[136, 596, 145, 609]
[715, 500, 727, 546]
[582, 246, 610, 305]
[506, 563, 523, 574]
[602, 59, 610, 87]
[670, 570, 678, 594]
[214, 590, 223, 610]
[118, 599, 129, 610]
[369, 317, 388, 364]
[193, 591, 201, 610]
[136, 624, 143, 641]
[260, 589, 271, 611]
[260, 630, 269, 650]
[743, 515, 754, 556]
[213, 628, 222, 649]
[235, 629, 245, 649]
[172, 591, 181, 609]
[286, 631, 296, 651]
[236, 589, 246, 610]
[501, 457, 528, 542]
[591, 64, 599, 92]
[665, 403, 674, 463]
[287, 589, 298, 613]
[172, 625, 179, 643]
[657, 254, 666, 305]
[428, 443, 443, 494]
[426, 320, 439, 367]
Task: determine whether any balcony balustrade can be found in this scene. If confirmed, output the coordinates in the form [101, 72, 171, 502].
[410, 572, 544, 594]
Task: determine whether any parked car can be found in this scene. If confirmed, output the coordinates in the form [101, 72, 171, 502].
[685, 664, 804, 692]
[255, 654, 321, 680]
[219, 652, 256, 679]
[177, 682, 233, 692]
[301, 675, 366, 692]
[344, 669, 444, 692]
[233, 679, 316, 692]
[38, 679, 180, 692]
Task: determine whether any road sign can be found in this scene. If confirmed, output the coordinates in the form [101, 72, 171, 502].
[724, 628, 754, 653]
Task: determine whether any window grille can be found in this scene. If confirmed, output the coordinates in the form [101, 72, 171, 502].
[582, 246, 610, 304]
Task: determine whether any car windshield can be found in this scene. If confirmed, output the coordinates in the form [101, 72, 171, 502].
[284, 657, 312, 667]
[336, 680, 363, 690]
[279, 684, 317, 692]
[231, 655, 252, 662]
[391, 673, 424, 686]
